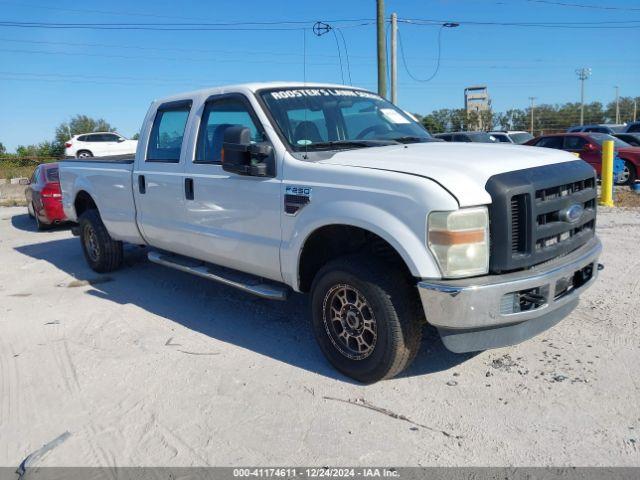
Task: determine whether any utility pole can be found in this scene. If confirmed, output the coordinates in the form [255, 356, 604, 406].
[528, 96, 537, 135]
[634, 98, 637, 122]
[615, 86, 620, 124]
[390, 13, 397, 104]
[575, 68, 591, 126]
[376, 0, 387, 98]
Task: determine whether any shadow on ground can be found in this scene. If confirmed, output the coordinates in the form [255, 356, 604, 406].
[11, 212, 72, 233]
[15, 235, 476, 383]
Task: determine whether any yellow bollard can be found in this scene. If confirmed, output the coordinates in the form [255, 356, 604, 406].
[599, 140, 615, 207]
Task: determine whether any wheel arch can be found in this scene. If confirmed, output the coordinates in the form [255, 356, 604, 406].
[74, 190, 98, 219]
[297, 224, 420, 293]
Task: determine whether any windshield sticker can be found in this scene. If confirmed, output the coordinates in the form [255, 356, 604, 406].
[269, 89, 380, 101]
[380, 108, 410, 124]
[296, 139, 313, 145]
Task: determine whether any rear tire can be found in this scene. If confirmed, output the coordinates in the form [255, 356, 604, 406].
[78, 209, 123, 273]
[616, 160, 637, 186]
[33, 204, 49, 231]
[77, 150, 93, 159]
[310, 254, 423, 383]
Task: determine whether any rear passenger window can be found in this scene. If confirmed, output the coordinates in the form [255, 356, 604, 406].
[195, 96, 264, 164]
[535, 137, 564, 149]
[564, 136, 586, 150]
[147, 101, 191, 162]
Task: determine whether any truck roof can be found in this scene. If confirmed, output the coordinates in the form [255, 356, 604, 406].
[153, 82, 370, 105]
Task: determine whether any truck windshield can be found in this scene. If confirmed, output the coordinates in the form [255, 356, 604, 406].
[259, 87, 432, 151]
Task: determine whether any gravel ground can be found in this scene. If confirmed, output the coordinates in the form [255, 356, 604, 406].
[0, 206, 639, 467]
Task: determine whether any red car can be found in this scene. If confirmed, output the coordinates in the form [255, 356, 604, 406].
[25, 163, 66, 230]
[525, 132, 639, 185]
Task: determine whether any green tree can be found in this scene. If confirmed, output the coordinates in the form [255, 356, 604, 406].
[55, 115, 115, 144]
[495, 109, 528, 131]
[0, 142, 6, 155]
[131, 132, 140, 140]
[421, 114, 445, 133]
[15, 141, 64, 158]
[605, 96, 639, 124]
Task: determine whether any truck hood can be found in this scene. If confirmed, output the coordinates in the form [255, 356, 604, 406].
[319, 142, 579, 206]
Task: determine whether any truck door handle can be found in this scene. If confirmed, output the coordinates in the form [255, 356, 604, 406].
[185, 178, 194, 200]
[138, 175, 146, 194]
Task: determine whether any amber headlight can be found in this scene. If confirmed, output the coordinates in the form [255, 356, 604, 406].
[427, 206, 489, 278]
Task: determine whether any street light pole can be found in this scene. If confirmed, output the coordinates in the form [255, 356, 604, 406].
[615, 86, 620, 124]
[376, 0, 387, 98]
[575, 68, 591, 126]
[528, 96, 537, 135]
[390, 13, 398, 104]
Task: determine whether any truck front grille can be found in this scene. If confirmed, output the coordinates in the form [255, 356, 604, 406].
[486, 160, 597, 273]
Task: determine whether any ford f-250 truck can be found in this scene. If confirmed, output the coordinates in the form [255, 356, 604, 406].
[59, 82, 602, 383]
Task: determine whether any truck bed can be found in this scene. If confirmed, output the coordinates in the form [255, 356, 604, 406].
[61, 154, 135, 164]
[59, 156, 143, 244]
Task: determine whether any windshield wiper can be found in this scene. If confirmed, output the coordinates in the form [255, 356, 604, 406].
[390, 136, 431, 144]
[304, 139, 399, 150]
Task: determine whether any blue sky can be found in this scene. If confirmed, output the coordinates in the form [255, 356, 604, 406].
[1, 0, 638, 151]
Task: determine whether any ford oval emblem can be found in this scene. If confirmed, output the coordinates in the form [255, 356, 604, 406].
[562, 204, 584, 223]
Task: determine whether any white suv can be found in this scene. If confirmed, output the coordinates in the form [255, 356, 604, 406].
[489, 131, 534, 144]
[64, 132, 138, 158]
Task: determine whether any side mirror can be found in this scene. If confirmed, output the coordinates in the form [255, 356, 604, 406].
[117, 137, 126, 143]
[221, 126, 272, 177]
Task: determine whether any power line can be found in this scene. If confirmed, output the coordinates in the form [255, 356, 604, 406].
[0, 47, 355, 66]
[0, 19, 377, 31]
[336, 28, 353, 85]
[330, 28, 345, 84]
[397, 26, 445, 83]
[525, 0, 640, 12]
[0, 36, 361, 60]
[400, 17, 640, 28]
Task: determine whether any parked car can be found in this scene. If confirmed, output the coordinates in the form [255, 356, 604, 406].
[59, 82, 601, 383]
[525, 132, 638, 185]
[25, 163, 66, 230]
[567, 124, 627, 134]
[488, 131, 534, 144]
[64, 132, 138, 158]
[434, 132, 498, 143]
[613, 133, 640, 147]
[624, 121, 640, 133]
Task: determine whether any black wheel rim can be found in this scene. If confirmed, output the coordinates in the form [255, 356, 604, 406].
[83, 225, 100, 262]
[322, 284, 377, 360]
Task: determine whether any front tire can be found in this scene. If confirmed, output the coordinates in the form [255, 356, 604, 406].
[310, 255, 423, 383]
[78, 209, 123, 273]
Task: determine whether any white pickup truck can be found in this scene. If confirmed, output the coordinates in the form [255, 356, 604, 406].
[59, 82, 602, 383]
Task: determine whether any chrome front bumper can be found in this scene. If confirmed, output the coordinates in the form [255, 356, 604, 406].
[418, 237, 602, 353]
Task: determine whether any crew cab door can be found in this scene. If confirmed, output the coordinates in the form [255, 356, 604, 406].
[181, 93, 282, 282]
[133, 99, 192, 253]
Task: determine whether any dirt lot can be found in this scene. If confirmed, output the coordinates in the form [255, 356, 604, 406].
[1, 206, 639, 467]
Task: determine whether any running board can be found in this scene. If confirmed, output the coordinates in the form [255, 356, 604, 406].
[147, 251, 289, 301]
